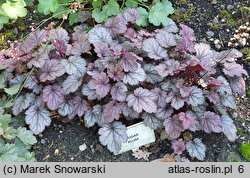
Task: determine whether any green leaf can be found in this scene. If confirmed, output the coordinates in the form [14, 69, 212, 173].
[2, 127, 17, 140]
[0, 13, 9, 30]
[23, 0, 34, 6]
[92, 0, 102, 8]
[69, 12, 78, 26]
[17, 127, 37, 146]
[125, 0, 138, 8]
[4, 84, 20, 96]
[52, 6, 68, 19]
[238, 143, 250, 161]
[0, 144, 24, 162]
[92, 8, 108, 23]
[136, 7, 149, 26]
[2, 0, 27, 19]
[148, 0, 174, 26]
[0, 75, 6, 89]
[38, 0, 59, 15]
[0, 114, 11, 128]
[102, 0, 120, 17]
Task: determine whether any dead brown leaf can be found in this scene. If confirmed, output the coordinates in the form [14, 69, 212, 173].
[151, 153, 176, 162]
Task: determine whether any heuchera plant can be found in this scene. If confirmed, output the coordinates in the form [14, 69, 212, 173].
[0, 8, 248, 160]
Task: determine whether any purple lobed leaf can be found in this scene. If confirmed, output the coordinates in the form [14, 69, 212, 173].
[42, 85, 64, 110]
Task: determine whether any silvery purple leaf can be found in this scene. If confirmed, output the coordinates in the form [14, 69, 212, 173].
[98, 121, 128, 154]
[166, 91, 185, 110]
[81, 84, 98, 100]
[61, 56, 86, 76]
[206, 91, 220, 104]
[104, 17, 127, 36]
[164, 114, 184, 139]
[39, 59, 65, 82]
[179, 24, 195, 53]
[42, 85, 64, 110]
[142, 113, 163, 130]
[194, 43, 213, 61]
[22, 29, 48, 52]
[185, 86, 205, 106]
[171, 140, 185, 155]
[62, 74, 83, 94]
[213, 49, 243, 63]
[186, 138, 206, 161]
[111, 82, 127, 102]
[223, 62, 248, 77]
[12, 93, 35, 116]
[166, 19, 178, 33]
[28, 45, 49, 68]
[155, 30, 176, 48]
[142, 38, 168, 60]
[221, 94, 236, 109]
[49, 28, 69, 43]
[88, 27, 112, 44]
[121, 52, 141, 72]
[156, 107, 173, 119]
[151, 88, 167, 107]
[9, 75, 25, 87]
[178, 111, 196, 129]
[58, 101, 74, 117]
[94, 42, 113, 59]
[71, 38, 91, 56]
[143, 64, 163, 84]
[126, 87, 157, 113]
[221, 115, 237, 142]
[123, 67, 146, 85]
[120, 103, 139, 119]
[25, 105, 51, 135]
[84, 105, 105, 128]
[117, 8, 140, 24]
[88, 72, 110, 98]
[155, 59, 180, 77]
[68, 96, 88, 119]
[200, 111, 222, 133]
[24, 75, 41, 94]
[229, 76, 245, 95]
[107, 63, 125, 81]
[103, 100, 123, 123]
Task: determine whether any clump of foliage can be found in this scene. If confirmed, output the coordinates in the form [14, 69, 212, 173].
[0, 0, 174, 30]
[238, 143, 250, 162]
[0, 8, 247, 161]
[0, 63, 37, 162]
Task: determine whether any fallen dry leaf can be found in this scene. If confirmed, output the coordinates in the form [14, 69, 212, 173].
[132, 149, 152, 161]
[183, 131, 193, 141]
[151, 153, 176, 162]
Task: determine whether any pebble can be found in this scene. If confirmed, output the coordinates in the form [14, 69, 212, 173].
[79, 143, 87, 152]
[59, 130, 63, 133]
[40, 139, 46, 145]
[206, 31, 214, 38]
[232, 112, 238, 119]
[227, 5, 234, 11]
[214, 39, 221, 49]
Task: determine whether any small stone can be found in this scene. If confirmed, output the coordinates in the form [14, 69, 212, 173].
[39, 134, 43, 138]
[70, 157, 74, 160]
[40, 139, 46, 144]
[59, 130, 63, 133]
[211, 0, 217, 4]
[232, 112, 238, 119]
[206, 31, 214, 38]
[79, 143, 87, 152]
[13, 28, 18, 35]
[54, 149, 59, 156]
[227, 5, 234, 11]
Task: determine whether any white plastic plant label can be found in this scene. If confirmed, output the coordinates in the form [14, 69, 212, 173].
[117, 122, 156, 155]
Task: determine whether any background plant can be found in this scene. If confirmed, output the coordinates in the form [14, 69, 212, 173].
[0, 7, 247, 161]
[0, 63, 37, 162]
[0, 0, 175, 30]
